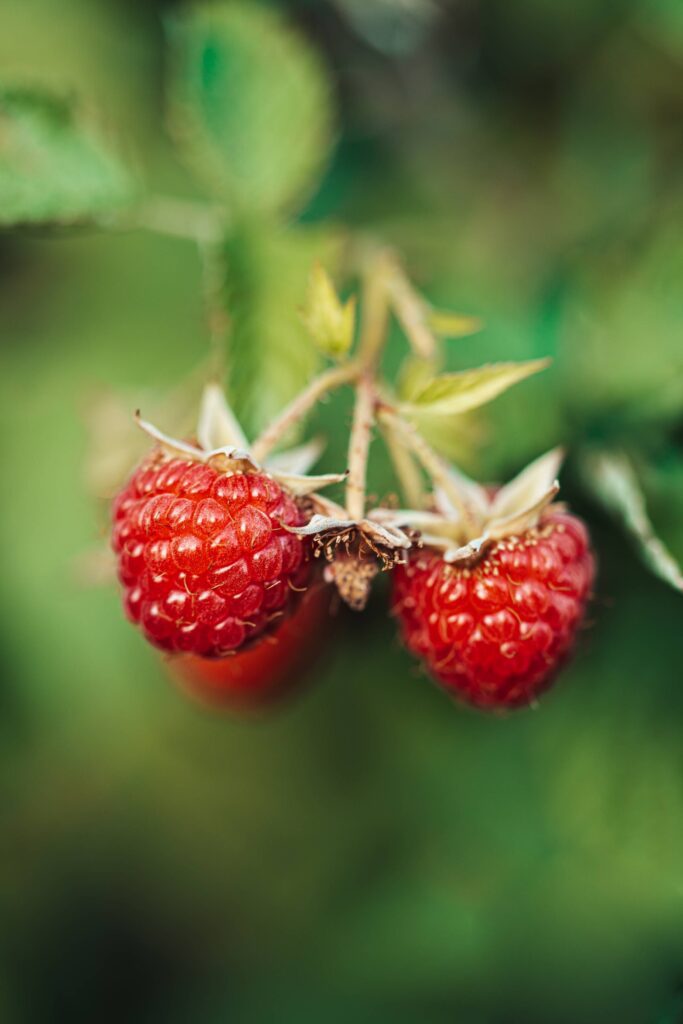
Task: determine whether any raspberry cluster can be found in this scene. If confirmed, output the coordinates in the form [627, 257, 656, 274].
[106, 257, 600, 715]
[112, 456, 309, 657]
[392, 511, 595, 709]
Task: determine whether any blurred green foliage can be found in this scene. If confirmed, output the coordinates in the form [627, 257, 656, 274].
[167, 1, 333, 215]
[0, 1, 682, 1022]
[0, 88, 133, 225]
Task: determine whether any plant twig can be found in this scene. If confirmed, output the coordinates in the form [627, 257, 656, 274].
[341, 250, 402, 517]
[377, 407, 480, 534]
[379, 418, 427, 509]
[104, 195, 228, 244]
[251, 361, 359, 463]
[356, 249, 392, 369]
[345, 374, 376, 520]
[385, 257, 437, 361]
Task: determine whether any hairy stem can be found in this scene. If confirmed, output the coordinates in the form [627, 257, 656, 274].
[251, 361, 359, 463]
[377, 408, 480, 534]
[356, 249, 392, 370]
[341, 252, 399, 516]
[106, 195, 228, 244]
[380, 419, 427, 509]
[345, 374, 376, 521]
[385, 258, 437, 361]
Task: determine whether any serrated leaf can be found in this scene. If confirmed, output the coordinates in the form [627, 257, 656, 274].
[427, 309, 483, 338]
[0, 87, 134, 226]
[300, 263, 356, 359]
[167, 2, 334, 215]
[583, 450, 683, 594]
[401, 359, 550, 418]
[396, 355, 439, 402]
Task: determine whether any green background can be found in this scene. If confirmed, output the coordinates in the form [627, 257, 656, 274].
[1, 1, 682, 1021]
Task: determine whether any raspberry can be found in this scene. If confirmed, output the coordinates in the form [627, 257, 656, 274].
[173, 584, 332, 709]
[112, 454, 310, 657]
[392, 510, 595, 709]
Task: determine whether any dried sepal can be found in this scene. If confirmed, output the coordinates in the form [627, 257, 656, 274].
[441, 534, 491, 564]
[136, 383, 346, 497]
[283, 493, 413, 609]
[285, 510, 412, 554]
[489, 447, 563, 521]
[284, 512, 357, 537]
[383, 448, 567, 565]
[272, 469, 348, 496]
[135, 411, 257, 468]
[486, 483, 561, 541]
[368, 506, 485, 565]
[265, 436, 325, 476]
[196, 381, 249, 451]
[433, 464, 490, 529]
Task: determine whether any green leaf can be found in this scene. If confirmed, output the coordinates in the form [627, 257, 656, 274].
[427, 309, 483, 338]
[396, 355, 439, 402]
[0, 87, 134, 226]
[300, 263, 356, 360]
[583, 450, 683, 594]
[401, 359, 550, 417]
[167, 2, 334, 215]
[558, 219, 683, 427]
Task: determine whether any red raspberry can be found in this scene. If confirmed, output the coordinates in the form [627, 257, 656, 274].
[172, 583, 332, 709]
[112, 454, 309, 657]
[392, 510, 595, 709]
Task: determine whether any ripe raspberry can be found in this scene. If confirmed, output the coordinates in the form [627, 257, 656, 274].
[173, 583, 332, 709]
[392, 510, 595, 709]
[112, 454, 310, 657]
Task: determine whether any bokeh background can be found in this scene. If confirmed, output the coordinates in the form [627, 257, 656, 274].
[1, 1, 682, 1021]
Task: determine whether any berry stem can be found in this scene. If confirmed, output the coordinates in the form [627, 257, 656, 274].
[343, 251, 401, 518]
[356, 249, 392, 370]
[345, 373, 376, 520]
[251, 361, 359, 464]
[379, 418, 427, 509]
[103, 195, 228, 244]
[377, 408, 481, 535]
[384, 258, 438, 361]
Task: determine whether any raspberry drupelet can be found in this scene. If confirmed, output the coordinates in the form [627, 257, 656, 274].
[112, 455, 310, 657]
[392, 510, 595, 709]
